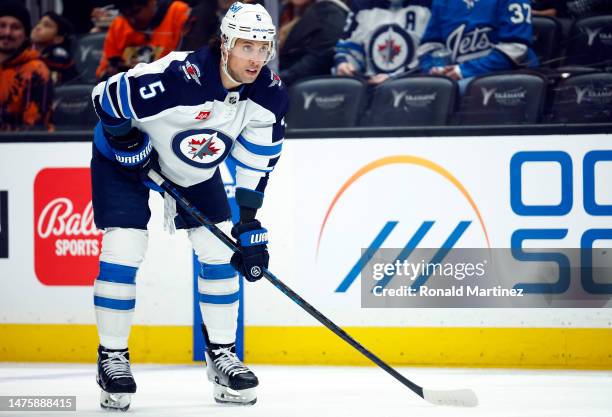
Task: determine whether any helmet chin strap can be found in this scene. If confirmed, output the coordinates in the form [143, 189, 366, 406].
[221, 48, 242, 86]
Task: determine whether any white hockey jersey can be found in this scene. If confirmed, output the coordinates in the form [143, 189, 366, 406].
[334, 0, 432, 76]
[91, 48, 288, 196]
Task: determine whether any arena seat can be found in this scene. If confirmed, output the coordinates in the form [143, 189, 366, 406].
[361, 75, 457, 126]
[564, 15, 612, 68]
[286, 76, 366, 128]
[532, 16, 562, 67]
[456, 72, 547, 125]
[550, 72, 612, 123]
[74, 33, 106, 84]
[52, 84, 98, 130]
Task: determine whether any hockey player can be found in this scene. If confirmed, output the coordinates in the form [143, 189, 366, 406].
[90, 2, 287, 410]
[333, 0, 431, 85]
[417, 0, 538, 87]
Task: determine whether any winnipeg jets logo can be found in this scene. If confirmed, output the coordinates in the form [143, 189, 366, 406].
[463, 0, 479, 9]
[172, 129, 233, 168]
[377, 38, 402, 64]
[446, 24, 492, 62]
[369, 24, 413, 73]
[181, 60, 201, 86]
[189, 133, 221, 160]
[269, 71, 282, 88]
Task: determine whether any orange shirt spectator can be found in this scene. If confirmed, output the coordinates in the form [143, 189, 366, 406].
[96, 0, 190, 80]
[0, 2, 53, 130]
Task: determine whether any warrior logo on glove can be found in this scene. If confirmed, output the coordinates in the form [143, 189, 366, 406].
[231, 220, 269, 282]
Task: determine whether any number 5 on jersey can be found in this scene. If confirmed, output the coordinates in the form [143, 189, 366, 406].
[139, 81, 166, 99]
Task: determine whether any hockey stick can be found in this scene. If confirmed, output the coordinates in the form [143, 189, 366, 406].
[148, 170, 478, 407]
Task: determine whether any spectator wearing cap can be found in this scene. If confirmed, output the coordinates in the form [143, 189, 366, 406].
[0, 1, 53, 130]
[31, 12, 78, 85]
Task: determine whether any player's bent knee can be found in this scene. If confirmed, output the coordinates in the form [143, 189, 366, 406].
[100, 228, 148, 268]
[188, 221, 234, 264]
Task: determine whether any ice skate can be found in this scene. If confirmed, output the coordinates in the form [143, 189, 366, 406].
[96, 345, 137, 411]
[205, 343, 258, 405]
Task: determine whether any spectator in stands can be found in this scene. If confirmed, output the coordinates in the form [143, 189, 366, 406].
[181, 0, 225, 51]
[181, 0, 265, 51]
[532, 0, 562, 16]
[0, 1, 53, 130]
[418, 0, 538, 92]
[531, 0, 611, 17]
[96, 0, 191, 80]
[31, 12, 78, 85]
[60, 0, 117, 35]
[278, 0, 349, 86]
[333, 0, 431, 85]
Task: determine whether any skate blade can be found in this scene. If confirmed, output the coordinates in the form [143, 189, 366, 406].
[100, 391, 132, 412]
[213, 384, 257, 405]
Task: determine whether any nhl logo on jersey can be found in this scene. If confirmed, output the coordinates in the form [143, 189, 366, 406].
[369, 24, 415, 74]
[172, 128, 233, 168]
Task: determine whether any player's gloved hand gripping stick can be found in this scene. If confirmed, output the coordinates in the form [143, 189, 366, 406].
[148, 169, 478, 407]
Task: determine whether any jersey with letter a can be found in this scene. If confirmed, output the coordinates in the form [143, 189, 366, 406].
[91, 48, 288, 195]
[335, 0, 431, 76]
[418, 0, 538, 78]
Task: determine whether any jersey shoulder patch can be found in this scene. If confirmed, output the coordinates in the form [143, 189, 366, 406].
[248, 67, 289, 120]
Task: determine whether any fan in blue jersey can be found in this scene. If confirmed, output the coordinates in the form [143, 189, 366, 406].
[334, 0, 431, 85]
[417, 0, 538, 87]
[89, 2, 288, 410]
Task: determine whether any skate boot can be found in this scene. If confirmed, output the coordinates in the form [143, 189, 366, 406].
[205, 343, 258, 405]
[96, 345, 137, 411]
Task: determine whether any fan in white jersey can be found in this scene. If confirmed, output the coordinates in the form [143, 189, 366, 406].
[89, 2, 288, 410]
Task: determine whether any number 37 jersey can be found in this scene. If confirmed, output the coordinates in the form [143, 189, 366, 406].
[418, 0, 538, 78]
[91, 48, 289, 193]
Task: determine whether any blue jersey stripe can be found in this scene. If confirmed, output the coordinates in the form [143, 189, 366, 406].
[336, 40, 366, 54]
[237, 135, 282, 156]
[119, 74, 134, 119]
[229, 155, 274, 173]
[101, 80, 117, 118]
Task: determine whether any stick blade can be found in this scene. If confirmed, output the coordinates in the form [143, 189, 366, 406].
[422, 388, 478, 407]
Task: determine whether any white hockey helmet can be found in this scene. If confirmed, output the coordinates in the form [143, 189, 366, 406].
[220, 2, 276, 63]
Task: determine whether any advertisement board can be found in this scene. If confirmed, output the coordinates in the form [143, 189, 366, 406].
[1, 136, 611, 367]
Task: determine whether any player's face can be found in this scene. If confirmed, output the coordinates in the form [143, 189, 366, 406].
[31, 16, 60, 46]
[0, 16, 26, 54]
[227, 39, 271, 83]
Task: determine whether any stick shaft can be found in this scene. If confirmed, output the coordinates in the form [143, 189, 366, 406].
[149, 170, 425, 399]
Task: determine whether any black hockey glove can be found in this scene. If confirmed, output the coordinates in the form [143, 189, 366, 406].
[230, 220, 269, 282]
[107, 127, 161, 191]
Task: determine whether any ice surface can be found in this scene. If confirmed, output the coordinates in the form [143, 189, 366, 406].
[1, 363, 611, 417]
